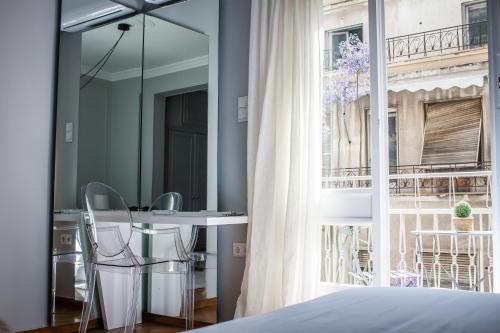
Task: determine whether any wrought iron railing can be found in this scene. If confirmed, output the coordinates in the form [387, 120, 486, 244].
[323, 21, 488, 70]
[389, 161, 491, 174]
[387, 21, 488, 63]
[322, 161, 491, 194]
[321, 210, 494, 292]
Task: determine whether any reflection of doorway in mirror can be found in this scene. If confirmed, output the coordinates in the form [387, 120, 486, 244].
[165, 89, 209, 256]
[164, 89, 215, 323]
[164, 89, 208, 213]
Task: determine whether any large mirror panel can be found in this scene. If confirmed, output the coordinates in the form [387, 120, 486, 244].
[141, 14, 216, 325]
[78, 15, 144, 208]
[52, 0, 220, 329]
[53, 0, 143, 326]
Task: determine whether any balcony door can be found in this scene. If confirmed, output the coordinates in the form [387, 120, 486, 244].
[321, 0, 500, 294]
[321, 0, 374, 290]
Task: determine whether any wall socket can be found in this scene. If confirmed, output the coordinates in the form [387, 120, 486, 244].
[232, 243, 246, 257]
[60, 234, 72, 245]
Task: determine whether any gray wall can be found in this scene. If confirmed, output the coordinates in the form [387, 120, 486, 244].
[55, 32, 81, 210]
[77, 77, 111, 205]
[65, 65, 208, 209]
[102, 66, 208, 207]
[217, 0, 251, 321]
[107, 77, 142, 206]
[0, 0, 58, 330]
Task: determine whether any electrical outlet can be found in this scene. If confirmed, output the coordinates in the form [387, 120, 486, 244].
[60, 234, 72, 245]
[233, 243, 246, 257]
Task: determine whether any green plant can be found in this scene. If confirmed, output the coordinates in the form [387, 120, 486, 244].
[454, 201, 472, 218]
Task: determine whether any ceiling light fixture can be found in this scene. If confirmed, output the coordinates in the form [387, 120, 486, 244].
[80, 23, 131, 90]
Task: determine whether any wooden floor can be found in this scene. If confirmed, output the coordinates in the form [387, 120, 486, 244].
[52, 304, 216, 328]
[46, 295, 216, 333]
[51, 299, 84, 327]
[88, 323, 181, 333]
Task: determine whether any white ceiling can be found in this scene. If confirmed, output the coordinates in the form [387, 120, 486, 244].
[81, 14, 208, 80]
[143, 16, 209, 70]
[64, 0, 209, 81]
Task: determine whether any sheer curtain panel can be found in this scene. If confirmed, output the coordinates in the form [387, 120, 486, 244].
[235, 0, 323, 317]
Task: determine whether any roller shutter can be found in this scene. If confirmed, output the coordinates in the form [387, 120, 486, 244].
[421, 99, 482, 165]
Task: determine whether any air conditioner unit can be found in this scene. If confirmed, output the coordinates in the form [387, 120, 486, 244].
[61, 0, 134, 32]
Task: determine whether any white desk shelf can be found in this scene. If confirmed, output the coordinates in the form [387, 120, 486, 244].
[132, 211, 247, 226]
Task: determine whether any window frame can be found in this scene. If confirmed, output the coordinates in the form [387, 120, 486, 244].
[463, 0, 487, 25]
[325, 24, 364, 69]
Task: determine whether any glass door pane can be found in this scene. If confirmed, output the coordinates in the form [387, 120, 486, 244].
[384, 0, 493, 291]
[321, 0, 373, 287]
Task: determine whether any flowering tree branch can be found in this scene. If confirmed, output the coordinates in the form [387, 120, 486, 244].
[324, 34, 369, 105]
[323, 34, 370, 145]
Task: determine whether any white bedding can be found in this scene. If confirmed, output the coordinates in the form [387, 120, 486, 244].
[191, 288, 500, 333]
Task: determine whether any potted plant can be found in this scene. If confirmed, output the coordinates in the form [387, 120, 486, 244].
[453, 201, 473, 232]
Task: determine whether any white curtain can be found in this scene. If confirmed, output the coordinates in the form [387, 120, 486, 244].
[235, 0, 323, 317]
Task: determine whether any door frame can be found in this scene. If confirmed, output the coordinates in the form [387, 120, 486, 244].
[321, 0, 500, 291]
[150, 84, 208, 204]
[486, 0, 500, 291]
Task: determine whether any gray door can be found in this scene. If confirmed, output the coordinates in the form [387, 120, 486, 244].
[164, 90, 208, 212]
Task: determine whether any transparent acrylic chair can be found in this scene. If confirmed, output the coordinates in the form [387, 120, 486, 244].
[149, 193, 215, 318]
[79, 182, 194, 333]
[149, 193, 198, 252]
[149, 192, 182, 212]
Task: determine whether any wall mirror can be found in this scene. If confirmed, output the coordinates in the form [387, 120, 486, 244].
[52, 0, 219, 329]
[140, 12, 217, 325]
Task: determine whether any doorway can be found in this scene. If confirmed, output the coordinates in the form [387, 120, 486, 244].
[164, 89, 208, 212]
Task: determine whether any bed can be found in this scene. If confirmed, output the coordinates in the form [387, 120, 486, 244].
[190, 287, 500, 333]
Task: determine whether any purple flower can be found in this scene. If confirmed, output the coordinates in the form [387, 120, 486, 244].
[337, 34, 370, 75]
[323, 73, 368, 105]
[323, 34, 370, 106]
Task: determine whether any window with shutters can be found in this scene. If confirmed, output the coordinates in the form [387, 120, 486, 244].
[421, 98, 482, 166]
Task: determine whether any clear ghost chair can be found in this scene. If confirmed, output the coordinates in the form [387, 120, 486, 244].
[79, 182, 194, 333]
[149, 193, 200, 259]
[149, 192, 182, 212]
[149, 193, 214, 313]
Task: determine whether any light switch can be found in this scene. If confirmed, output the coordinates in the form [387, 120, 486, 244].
[65, 122, 73, 143]
[238, 96, 248, 122]
[238, 96, 248, 108]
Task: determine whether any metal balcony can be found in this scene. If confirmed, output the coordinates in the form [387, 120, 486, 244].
[322, 161, 491, 194]
[323, 21, 488, 70]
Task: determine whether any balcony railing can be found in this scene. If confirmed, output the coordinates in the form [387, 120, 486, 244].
[323, 21, 488, 70]
[321, 162, 493, 290]
[322, 161, 491, 194]
[387, 21, 488, 63]
[322, 210, 494, 291]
